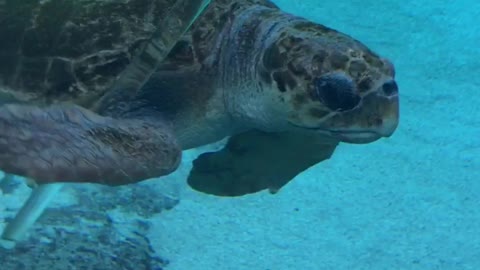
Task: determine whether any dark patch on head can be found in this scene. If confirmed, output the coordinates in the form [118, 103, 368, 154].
[313, 51, 328, 65]
[309, 108, 329, 118]
[358, 77, 373, 93]
[348, 60, 367, 78]
[348, 50, 360, 58]
[288, 61, 307, 76]
[284, 72, 298, 89]
[263, 44, 285, 70]
[311, 51, 328, 74]
[329, 51, 349, 70]
[272, 71, 297, 91]
[272, 71, 287, 92]
[279, 36, 304, 51]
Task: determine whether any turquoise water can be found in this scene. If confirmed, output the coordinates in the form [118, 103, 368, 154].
[0, 0, 479, 269]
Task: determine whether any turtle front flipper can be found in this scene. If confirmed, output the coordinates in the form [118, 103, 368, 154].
[0, 104, 181, 185]
[187, 130, 339, 197]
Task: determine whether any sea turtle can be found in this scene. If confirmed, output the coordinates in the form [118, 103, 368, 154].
[0, 0, 399, 242]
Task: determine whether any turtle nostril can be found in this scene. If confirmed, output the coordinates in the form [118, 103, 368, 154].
[382, 80, 398, 96]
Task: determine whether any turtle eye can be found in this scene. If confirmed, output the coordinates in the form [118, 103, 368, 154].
[313, 72, 360, 111]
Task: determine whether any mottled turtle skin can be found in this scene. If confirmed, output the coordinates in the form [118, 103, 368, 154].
[0, 0, 399, 196]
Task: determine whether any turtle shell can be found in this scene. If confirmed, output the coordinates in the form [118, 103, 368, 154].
[0, 0, 196, 106]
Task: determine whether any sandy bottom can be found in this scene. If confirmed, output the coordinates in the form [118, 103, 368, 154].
[1, 0, 479, 269]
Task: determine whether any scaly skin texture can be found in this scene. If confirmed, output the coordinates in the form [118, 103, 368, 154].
[0, 104, 181, 185]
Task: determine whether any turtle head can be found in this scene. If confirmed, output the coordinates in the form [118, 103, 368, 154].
[260, 20, 399, 144]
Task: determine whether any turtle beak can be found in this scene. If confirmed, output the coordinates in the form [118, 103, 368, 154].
[322, 83, 400, 144]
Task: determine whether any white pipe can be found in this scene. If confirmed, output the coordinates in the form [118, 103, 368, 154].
[1, 183, 63, 248]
